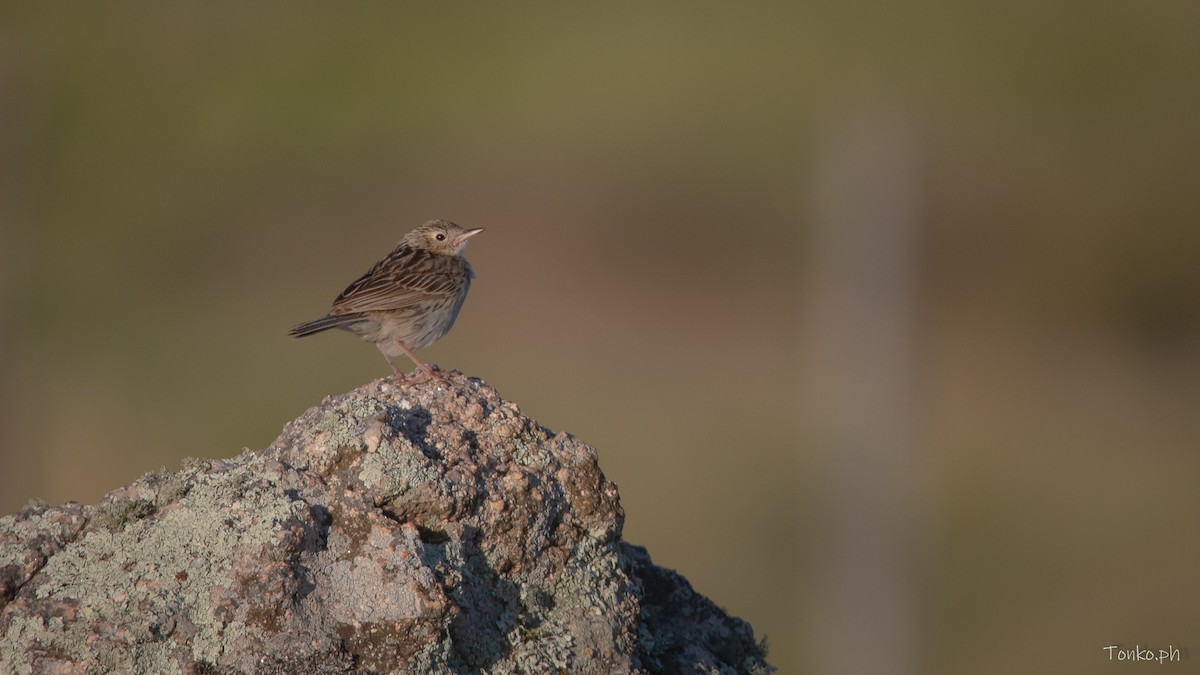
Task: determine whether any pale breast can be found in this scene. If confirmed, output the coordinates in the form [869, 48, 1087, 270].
[367, 283, 470, 351]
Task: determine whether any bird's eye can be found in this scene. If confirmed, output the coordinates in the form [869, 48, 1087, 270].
[435, 233, 446, 241]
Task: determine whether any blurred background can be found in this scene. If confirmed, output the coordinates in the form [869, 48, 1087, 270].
[2, 4, 1199, 673]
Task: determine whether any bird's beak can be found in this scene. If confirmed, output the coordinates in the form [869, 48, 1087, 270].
[454, 228, 485, 245]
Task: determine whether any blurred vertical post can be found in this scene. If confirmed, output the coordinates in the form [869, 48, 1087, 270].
[804, 102, 923, 675]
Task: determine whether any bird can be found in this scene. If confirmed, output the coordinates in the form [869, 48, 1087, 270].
[289, 219, 483, 380]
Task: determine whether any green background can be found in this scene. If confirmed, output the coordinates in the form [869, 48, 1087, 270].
[3, 4, 1199, 673]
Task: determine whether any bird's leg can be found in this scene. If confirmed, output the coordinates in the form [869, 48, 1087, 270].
[375, 344, 409, 379]
[388, 339, 436, 380]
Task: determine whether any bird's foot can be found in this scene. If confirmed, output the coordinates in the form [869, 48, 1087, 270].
[393, 363, 441, 384]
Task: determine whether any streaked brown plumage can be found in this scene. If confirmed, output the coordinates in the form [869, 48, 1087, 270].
[290, 219, 483, 379]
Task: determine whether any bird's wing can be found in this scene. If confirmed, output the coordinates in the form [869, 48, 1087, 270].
[329, 247, 463, 314]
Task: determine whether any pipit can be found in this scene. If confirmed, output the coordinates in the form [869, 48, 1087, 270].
[289, 219, 483, 379]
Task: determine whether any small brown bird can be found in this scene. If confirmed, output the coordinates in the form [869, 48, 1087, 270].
[290, 219, 483, 379]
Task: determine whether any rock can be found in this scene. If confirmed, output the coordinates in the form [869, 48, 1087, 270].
[0, 370, 772, 674]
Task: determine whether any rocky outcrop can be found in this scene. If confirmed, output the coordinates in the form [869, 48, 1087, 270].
[0, 370, 771, 674]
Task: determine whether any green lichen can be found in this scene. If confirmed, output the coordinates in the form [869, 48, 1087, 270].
[11, 466, 309, 672]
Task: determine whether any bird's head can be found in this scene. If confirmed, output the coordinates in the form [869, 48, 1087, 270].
[403, 219, 484, 256]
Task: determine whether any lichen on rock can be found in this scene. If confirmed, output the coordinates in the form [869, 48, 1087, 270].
[0, 370, 772, 674]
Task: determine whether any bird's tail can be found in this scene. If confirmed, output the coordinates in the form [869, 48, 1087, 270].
[289, 314, 362, 338]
